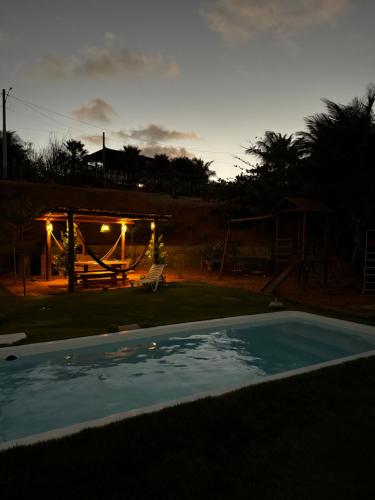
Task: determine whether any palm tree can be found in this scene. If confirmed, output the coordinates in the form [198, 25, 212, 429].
[64, 139, 88, 177]
[192, 158, 216, 182]
[245, 131, 306, 205]
[122, 145, 142, 185]
[300, 85, 375, 261]
[246, 131, 304, 180]
[153, 154, 171, 191]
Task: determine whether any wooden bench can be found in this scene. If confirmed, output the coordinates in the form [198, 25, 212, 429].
[75, 270, 117, 288]
[111, 263, 135, 284]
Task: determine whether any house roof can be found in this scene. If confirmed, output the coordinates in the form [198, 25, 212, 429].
[86, 148, 153, 167]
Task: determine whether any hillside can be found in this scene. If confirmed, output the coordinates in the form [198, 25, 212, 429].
[0, 181, 227, 268]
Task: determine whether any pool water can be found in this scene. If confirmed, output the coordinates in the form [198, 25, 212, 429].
[1, 315, 375, 445]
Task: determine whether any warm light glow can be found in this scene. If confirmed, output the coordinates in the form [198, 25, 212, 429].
[151, 221, 156, 231]
[46, 221, 53, 233]
[121, 223, 127, 233]
[100, 224, 110, 233]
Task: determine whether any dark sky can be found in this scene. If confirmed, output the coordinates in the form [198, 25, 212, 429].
[1, 0, 374, 178]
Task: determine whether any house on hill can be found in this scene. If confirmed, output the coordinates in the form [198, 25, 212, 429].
[86, 147, 154, 187]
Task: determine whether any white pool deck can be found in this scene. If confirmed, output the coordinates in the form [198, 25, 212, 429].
[1, 311, 375, 452]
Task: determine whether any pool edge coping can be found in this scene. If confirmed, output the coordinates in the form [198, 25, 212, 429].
[1, 310, 375, 452]
[2, 310, 375, 358]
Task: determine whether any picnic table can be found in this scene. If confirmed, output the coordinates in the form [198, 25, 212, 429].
[75, 259, 132, 287]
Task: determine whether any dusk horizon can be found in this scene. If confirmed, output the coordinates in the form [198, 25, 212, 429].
[2, 0, 375, 178]
[2, 2, 375, 496]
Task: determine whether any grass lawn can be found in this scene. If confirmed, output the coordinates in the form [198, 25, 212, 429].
[0, 283, 271, 343]
[1, 283, 375, 498]
[1, 355, 375, 499]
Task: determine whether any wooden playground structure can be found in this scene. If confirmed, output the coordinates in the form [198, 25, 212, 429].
[219, 198, 335, 293]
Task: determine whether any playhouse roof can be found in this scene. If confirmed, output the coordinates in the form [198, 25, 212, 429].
[230, 197, 334, 224]
[270, 197, 334, 214]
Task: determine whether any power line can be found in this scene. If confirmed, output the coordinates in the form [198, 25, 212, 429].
[9, 94, 134, 139]
[8, 93, 246, 158]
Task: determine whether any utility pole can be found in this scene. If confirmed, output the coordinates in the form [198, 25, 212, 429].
[2, 89, 7, 179]
[102, 131, 106, 178]
[2, 87, 12, 180]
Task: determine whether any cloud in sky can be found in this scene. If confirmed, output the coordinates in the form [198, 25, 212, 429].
[82, 124, 197, 158]
[112, 123, 198, 146]
[202, 0, 350, 42]
[72, 98, 115, 123]
[111, 124, 198, 151]
[0, 31, 6, 48]
[81, 135, 103, 146]
[140, 144, 194, 158]
[81, 133, 193, 158]
[128, 124, 198, 143]
[103, 32, 116, 45]
[28, 42, 179, 80]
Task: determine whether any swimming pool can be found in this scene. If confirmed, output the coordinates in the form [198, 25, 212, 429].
[1, 311, 375, 450]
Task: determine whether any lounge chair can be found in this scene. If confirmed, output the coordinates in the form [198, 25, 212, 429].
[136, 264, 165, 292]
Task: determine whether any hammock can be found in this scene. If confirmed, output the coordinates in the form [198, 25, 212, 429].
[101, 233, 122, 260]
[87, 245, 147, 273]
[76, 225, 122, 261]
[50, 226, 127, 267]
[51, 231, 64, 252]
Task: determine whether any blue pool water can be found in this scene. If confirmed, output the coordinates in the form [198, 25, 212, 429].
[1, 317, 375, 444]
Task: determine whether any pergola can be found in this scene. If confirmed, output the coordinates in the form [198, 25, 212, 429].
[36, 206, 173, 292]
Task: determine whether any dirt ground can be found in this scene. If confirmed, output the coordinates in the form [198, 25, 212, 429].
[1, 267, 375, 321]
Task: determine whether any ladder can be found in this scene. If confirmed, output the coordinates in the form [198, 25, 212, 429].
[275, 238, 293, 273]
[363, 230, 375, 293]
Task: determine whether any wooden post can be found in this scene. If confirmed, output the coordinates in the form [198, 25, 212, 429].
[102, 132, 106, 180]
[152, 220, 159, 264]
[46, 220, 52, 281]
[302, 211, 307, 262]
[297, 214, 301, 256]
[219, 220, 230, 280]
[301, 211, 307, 286]
[275, 216, 279, 274]
[13, 243, 17, 284]
[121, 222, 126, 261]
[67, 210, 75, 293]
[20, 224, 26, 296]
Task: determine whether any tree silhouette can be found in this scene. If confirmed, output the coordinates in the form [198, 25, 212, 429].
[64, 139, 88, 177]
[246, 132, 304, 184]
[1, 191, 41, 296]
[243, 131, 305, 205]
[152, 154, 171, 191]
[122, 145, 142, 185]
[300, 85, 375, 260]
[0, 131, 35, 180]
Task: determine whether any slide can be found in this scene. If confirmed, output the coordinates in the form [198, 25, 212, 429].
[260, 258, 302, 294]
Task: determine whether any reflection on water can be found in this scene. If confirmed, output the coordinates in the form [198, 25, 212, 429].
[2, 320, 375, 443]
[105, 341, 158, 359]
